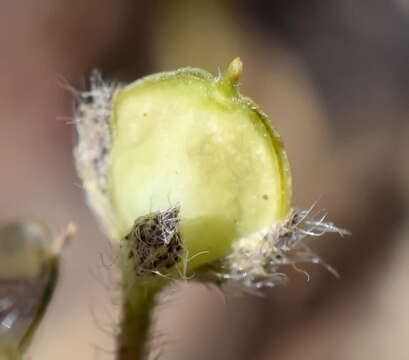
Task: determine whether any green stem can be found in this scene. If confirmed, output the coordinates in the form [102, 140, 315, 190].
[117, 282, 161, 360]
[117, 244, 168, 360]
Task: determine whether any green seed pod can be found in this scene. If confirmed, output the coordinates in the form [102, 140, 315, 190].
[75, 59, 346, 291]
[0, 340, 20, 360]
[0, 221, 73, 355]
[112, 58, 293, 270]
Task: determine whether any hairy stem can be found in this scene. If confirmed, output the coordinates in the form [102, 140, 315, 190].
[117, 281, 161, 360]
[117, 235, 169, 360]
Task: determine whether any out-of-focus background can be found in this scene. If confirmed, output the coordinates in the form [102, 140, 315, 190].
[1, 0, 409, 359]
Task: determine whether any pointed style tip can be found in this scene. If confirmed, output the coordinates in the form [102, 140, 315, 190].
[220, 57, 243, 87]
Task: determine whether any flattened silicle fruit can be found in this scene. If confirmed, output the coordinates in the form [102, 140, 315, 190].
[109, 58, 292, 271]
[75, 58, 345, 289]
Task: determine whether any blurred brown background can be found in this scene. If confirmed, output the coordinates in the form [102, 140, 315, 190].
[1, 0, 409, 359]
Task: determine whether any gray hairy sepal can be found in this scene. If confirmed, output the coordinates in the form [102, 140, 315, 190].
[195, 206, 349, 294]
[120, 205, 184, 280]
[73, 71, 119, 238]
